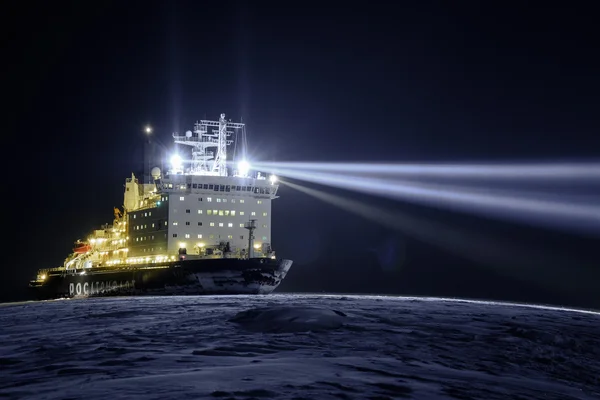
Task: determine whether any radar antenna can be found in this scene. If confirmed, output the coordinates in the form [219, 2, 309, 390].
[172, 113, 245, 176]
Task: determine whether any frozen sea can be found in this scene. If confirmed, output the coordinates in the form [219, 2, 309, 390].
[1, 294, 599, 400]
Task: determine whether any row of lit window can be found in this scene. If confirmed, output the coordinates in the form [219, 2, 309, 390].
[133, 215, 268, 230]
[133, 211, 153, 219]
[172, 233, 268, 241]
[135, 234, 166, 241]
[164, 182, 273, 195]
[179, 197, 253, 204]
[172, 221, 268, 228]
[200, 210, 267, 217]
[135, 233, 268, 241]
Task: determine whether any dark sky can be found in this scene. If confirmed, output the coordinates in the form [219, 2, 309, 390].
[6, 1, 599, 308]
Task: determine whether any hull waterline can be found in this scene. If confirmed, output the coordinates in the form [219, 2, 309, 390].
[30, 258, 293, 300]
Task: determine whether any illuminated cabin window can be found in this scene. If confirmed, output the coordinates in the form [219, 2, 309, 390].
[219, 223, 224, 227]
[240, 211, 245, 216]
[216, 198, 221, 203]
[263, 212, 268, 216]
[228, 223, 233, 227]
[262, 236, 267, 241]
[149, 212, 152, 216]
[231, 199, 236, 203]
[223, 198, 227, 203]
[219, 210, 224, 216]
[262, 224, 267, 228]
[185, 234, 190, 238]
[224, 210, 230, 216]
[207, 210, 212, 215]
[198, 210, 202, 214]
[207, 197, 212, 202]
[257, 200, 262, 204]
[173, 222, 178, 226]
[144, 212, 148, 217]
[227, 235, 233, 239]
[230, 210, 236, 216]
[239, 223, 244, 227]
[240, 199, 244, 203]
[210, 222, 215, 227]
[152, 223, 155, 228]
[180, 196, 184, 201]
[197, 234, 203, 238]
[213, 209, 217, 214]
[251, 212, 256, 216]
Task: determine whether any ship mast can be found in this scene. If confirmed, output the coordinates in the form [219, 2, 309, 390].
[244, 219, 257, 258]
[172, 113, 245, 176]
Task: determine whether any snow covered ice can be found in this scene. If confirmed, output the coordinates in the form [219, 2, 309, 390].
[1, 294, 599, 399]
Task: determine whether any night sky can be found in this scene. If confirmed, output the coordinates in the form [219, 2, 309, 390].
[6, 1, 599, 308]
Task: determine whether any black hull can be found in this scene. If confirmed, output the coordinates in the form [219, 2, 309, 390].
[30, 258, 293, 300]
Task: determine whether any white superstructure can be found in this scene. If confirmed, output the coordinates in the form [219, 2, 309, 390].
[124, 113, 279, 261]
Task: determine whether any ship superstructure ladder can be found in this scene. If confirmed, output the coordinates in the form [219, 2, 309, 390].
[172, 113, 245, 176]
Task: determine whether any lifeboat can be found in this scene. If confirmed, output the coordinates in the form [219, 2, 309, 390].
[73, 242, 92, 254]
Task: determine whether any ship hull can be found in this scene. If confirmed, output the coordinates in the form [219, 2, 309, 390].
[30, 258, 293, 300]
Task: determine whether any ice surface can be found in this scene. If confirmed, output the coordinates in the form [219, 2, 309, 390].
[1, 294, 599, 399]
[230, 305, 347, 333]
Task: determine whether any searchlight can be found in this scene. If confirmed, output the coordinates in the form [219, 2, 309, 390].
[238, 160, 251, 177]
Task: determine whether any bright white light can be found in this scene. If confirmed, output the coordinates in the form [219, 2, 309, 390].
[269, 175, 277, 184]
[273, 166, 600, 237]
[144, 125, 152, 134]
[170, 154, 183, 170]
[238, 160, 250, 176]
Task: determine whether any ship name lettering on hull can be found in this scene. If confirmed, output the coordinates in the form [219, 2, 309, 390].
[69, 280, 136, 296]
